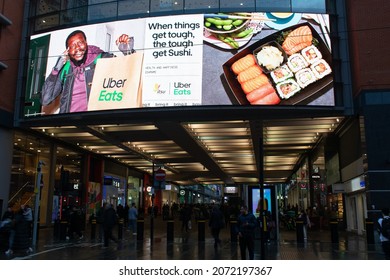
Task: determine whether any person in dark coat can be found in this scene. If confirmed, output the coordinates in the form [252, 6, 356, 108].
[180, 204, 192, 232]
[67, 206, 83, 240]
[2, 206, 14, 222]
[5, 207, 33, 256]
[96, 202, 106, 242]
[102, 204, 118, 247]
[209, 205, 225, 248]
[237, 205, 258, 260]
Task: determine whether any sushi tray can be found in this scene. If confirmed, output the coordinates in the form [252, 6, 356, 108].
[222, 22, 333, 105]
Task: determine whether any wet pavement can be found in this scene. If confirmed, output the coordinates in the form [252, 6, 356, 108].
[0, 216, 387, 260]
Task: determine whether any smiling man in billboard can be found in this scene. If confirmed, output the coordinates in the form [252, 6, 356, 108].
[41, 30, 134, 114]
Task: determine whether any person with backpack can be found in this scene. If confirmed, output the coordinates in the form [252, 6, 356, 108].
[41, 30, 134, 114]
[378, 207, 390, 259]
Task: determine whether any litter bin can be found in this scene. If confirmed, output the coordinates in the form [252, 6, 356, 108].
[53, 219, 60, 239]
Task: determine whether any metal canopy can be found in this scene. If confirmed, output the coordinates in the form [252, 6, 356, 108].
[17, 106, 345, 185]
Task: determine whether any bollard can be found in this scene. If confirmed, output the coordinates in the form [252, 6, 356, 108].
[198, 220, 205, 241]
[330, 220, 339, 243]
[53, 219, 60, 239]
[90, 218, 96, 240]
[230, 220, 238, 242]
[296, 220, 304, 243]
[137, 219, 144, 240]
[118, 218, 124, 240]
[365, 219, 375, 245]
[167, 219, 174, 242]
[60, 220, 68, 241]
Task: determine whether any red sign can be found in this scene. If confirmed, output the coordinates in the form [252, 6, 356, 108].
[155, 168, 166, 181]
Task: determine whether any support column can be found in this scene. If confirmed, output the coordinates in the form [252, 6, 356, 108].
[0, 127, 13, 217]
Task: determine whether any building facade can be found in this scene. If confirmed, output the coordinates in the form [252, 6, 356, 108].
[0, 1, 389, 238]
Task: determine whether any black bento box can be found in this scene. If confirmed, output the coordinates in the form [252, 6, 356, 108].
[222, 22, 333, 105]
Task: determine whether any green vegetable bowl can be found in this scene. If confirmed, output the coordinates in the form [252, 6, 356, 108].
[204, 15, 249, 34]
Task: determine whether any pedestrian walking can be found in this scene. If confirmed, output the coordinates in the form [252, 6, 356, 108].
[237, 205, 258, 260]
[180, 204, 192, 232]
[209, 205, 225, 248]
[96, 202, 106, 242]
[127, 203, 138, 235]
[378, 207, 390, 259]
[66, 206, 83, 240]
[5, 207, 33, 256]
[102, 204, 118, 247]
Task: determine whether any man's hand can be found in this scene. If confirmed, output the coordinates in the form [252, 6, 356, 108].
[116, 34, 135, 55]
[54, 48, 69, 71]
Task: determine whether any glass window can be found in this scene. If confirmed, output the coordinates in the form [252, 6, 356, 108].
[256, 0, 292, 12]
[88, 2, 118, 22]
[34, 14, 60, 31]
[36, 0, 61, 16]
[292, 0, 326, 13]
[10, 131, 52, 213]
[118, 0, 150, 18]
[61, 0, 88, 10]
[150, 0, 184, 15]
[60, 6, 88, 25]
[219, 0, 256, 12]
[184, 0, 219, 13]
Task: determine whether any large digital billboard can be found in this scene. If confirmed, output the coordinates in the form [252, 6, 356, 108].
[24, 12, 333, 116]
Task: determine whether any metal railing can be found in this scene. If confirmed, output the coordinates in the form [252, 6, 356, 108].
[8, 181, 32, 205]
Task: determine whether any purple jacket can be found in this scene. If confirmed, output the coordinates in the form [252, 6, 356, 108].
[41, 45, 113, 113]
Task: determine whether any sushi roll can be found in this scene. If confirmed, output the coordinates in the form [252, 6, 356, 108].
[287, 53, 308, 73]
[310, 59, 332, 79]
[301, 45, 322, 64]
[295, 68, 317, 88]
[270, 64, 293, 84]
[276, 78, 301, 99]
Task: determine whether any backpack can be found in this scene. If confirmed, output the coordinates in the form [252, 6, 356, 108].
[381, 217, 390, 239]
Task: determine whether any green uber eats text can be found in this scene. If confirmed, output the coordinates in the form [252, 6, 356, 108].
[98, 78, 127, 101]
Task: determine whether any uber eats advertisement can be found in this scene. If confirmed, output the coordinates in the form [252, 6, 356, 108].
[24, 12, 333, 116]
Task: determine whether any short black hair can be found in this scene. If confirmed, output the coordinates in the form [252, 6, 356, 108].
[66, 30, 87, 48]
[383, 207, 390, 216]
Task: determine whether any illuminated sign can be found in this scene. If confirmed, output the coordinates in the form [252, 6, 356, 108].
[24, 12, 333, 117]
[224, 186, 238, 194]
[251, 187, 273, 218]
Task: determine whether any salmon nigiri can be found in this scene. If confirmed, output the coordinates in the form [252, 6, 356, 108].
[282, 25, 313, 56]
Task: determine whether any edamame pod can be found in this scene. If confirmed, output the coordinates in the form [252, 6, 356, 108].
[235, 28, 253, 38]
[205, 17, 233, 27]
[223, 24, 233, 31]
[217, 35, 239, 49]
[232, 19, 244, 26]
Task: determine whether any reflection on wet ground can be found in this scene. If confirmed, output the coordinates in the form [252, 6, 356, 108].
[1, 216, 386, 260]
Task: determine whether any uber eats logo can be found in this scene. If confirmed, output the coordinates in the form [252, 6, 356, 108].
[173, 82, 191, 95]
[98, 78, 126, 101]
